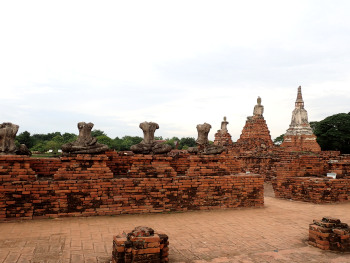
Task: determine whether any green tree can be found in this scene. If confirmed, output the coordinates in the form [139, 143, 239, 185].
[62, 132, 77, 143]
[16, 131, 34, 148]
[119, 136, 142, 151]
[312, 113, 350, 153]
[91, 129, 106, 137]
[274, 134, 285, 145]
[178, 137, 196, 149]
[96, 135, 114, 149]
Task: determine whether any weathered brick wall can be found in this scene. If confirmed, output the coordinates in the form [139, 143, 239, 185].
[275, 153, 328, 178]
[237, 155, 279, 181]
[105, 151, 134, 177]
[29, 158, 61, 179]
[272, 177, 350, 203]
[327, 155, 350, 178]
[0, 175, 264, 220]
[169, 151, 190, 176]
[281, 134, 321, 152]
[0, 155, 264, 220]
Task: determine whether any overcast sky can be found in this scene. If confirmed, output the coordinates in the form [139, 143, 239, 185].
[1, 1, 349, 141]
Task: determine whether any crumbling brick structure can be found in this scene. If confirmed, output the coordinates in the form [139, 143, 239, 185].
[113, 226, 169, 263]
[309, 217, 350, 251]
[0, 153, 264, 220]
[235, 115, 274, 152]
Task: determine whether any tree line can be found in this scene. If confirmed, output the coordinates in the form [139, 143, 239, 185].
[15, 129, 197, 153]
[15, 112, 350, 154]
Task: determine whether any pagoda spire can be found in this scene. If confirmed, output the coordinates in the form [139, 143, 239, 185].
[295, 86, 304, 109]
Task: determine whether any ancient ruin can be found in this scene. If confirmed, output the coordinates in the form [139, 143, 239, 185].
[0, 86, 349, 222]
[214, 117, 233, 146]
[188, 123, 225, 154]
[112, 226, 169, 262]
[0, 122, 18, 155]
[281, 86, 321, 152]
[0, 122, 31, 155]
[309, 217, 350, 251]
[61, 122, 109, 156]
[130, 121, 172, 154]
[235, 97, 274, 151]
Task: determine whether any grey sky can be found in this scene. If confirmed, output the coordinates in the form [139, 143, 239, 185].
[1, 1, 349, 141]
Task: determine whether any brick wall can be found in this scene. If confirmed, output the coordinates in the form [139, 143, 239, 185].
[29, 158, 61, 179]
[0, 154, 264, 220]
[272, 176, 350, 203]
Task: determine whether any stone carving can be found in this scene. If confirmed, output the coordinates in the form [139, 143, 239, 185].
[220, 116, 229, 134]
[188, 123, 225, 155]
[0, 122, 31, 155]
[130, 121, 172, 154]
[16, 144, 32, 156]
[0, 122, 19, 155]
[285, 86, 313, 135]
[61, 122, 109, 156]
[253, 96, 264, 116]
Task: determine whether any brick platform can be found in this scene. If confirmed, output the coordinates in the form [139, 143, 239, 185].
[281, 134, 321, 152]
[112, 226, 169, 263]
[309, 217, 350, 251]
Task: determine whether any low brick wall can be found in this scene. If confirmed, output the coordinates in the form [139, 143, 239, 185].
[0, 155, 264, 220]
[272, 176, 350, 203]
[29, 158, 61, 179]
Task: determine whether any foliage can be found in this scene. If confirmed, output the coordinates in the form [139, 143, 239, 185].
[311, 113, 350, 153]
[16, 131, 34, 148]
[273, 134, 285, 145]
[178, 137, 196, 149]
[91, 129, 106, 137]
[16, 129, 198, 152]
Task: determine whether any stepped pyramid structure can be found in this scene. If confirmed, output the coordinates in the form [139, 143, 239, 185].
[281, 86, 321, 152]
[235, 97, 274, 151]
[213, 116, 233, 146]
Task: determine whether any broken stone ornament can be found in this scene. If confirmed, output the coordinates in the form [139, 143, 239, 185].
[130, 121, 172, 154]
[61, 122, 109, 156]
[188, 122, 225, 155]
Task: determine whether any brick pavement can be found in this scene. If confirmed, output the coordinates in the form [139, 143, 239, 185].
[1, 184, 350, 263]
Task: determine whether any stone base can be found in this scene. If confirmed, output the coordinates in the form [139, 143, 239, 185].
[112, 227, 169, 263]
[127, 155, 177, 178]
[309, 217, 350, 251]
[54, 154, 113, 180]
[281, 134, 321, 152]
[213, 132, 233, 147]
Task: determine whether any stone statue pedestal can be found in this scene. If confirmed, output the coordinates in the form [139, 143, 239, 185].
[0, 155, 36, 182]
[127, 155, 177, 178]
[214, 131, 233, 147]
[185, 155, 230, 177]
[53, 154, 113, 180]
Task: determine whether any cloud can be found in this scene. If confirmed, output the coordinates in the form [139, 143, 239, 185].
[0, 1, 349, 141]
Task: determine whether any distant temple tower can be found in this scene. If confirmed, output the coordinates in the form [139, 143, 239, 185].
[280, 86, 321, 152]
[213, 116, 233, 146]
[235, 97, 274, 151]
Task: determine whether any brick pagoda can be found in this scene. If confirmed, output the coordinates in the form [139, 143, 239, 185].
[213, 116, 233, 146]
[235, 97, 274, 151]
